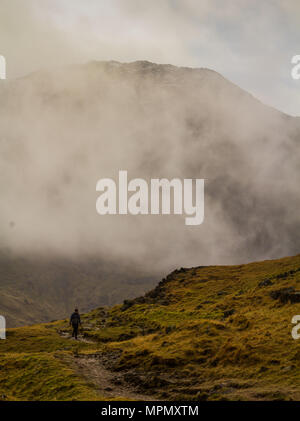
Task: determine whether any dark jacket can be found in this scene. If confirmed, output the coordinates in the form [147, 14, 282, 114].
[70, 312, 81, 326]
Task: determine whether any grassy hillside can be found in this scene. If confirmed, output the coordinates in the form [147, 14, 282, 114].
[0, 252, 155, 327]
[1, 254, 300, 400]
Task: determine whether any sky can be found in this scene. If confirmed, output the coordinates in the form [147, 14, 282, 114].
[0, 0, 300, 115]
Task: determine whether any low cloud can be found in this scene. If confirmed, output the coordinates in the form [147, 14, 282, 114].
[1, 0, 299, 114]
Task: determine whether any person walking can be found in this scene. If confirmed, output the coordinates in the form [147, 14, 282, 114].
[70, 308, 81, 340]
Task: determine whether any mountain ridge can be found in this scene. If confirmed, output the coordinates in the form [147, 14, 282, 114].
[11, 59, 296, 119]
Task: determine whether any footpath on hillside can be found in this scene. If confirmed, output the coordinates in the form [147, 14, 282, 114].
[59, 330, 154, 401]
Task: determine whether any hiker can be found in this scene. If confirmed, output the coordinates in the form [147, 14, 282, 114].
[70, 308, 81, 340]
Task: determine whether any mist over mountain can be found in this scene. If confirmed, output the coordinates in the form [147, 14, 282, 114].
[1, 60, 299, 264]
[0, 61, 299, 324]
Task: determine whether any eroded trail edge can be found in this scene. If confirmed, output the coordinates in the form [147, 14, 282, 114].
[59, 331, 155, 401]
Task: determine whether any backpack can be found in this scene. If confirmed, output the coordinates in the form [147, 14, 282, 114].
[71, 313, 80, 326]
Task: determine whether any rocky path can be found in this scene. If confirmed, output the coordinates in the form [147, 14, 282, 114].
[59, 331, 154, 401]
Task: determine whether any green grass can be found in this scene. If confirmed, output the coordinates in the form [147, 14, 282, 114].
[0, 324, 101, 400]
[0, 353, 100, 401]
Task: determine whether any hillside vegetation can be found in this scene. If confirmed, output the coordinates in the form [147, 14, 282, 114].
[1, 254, 300, 400]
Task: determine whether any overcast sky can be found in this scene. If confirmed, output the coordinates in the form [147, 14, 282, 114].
[1, 0, 300, 115]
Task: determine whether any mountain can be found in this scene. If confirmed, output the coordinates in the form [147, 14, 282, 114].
[0, 60, 299, 326]
[1, 254, 300, 401]
[0, 251, 155, 327]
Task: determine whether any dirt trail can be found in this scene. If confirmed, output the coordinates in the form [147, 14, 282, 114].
[59, 331, 95, 344]
[60, 331, 154, 401]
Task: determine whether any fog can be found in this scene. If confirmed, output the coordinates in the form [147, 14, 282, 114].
[0, 60, 299, 275]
